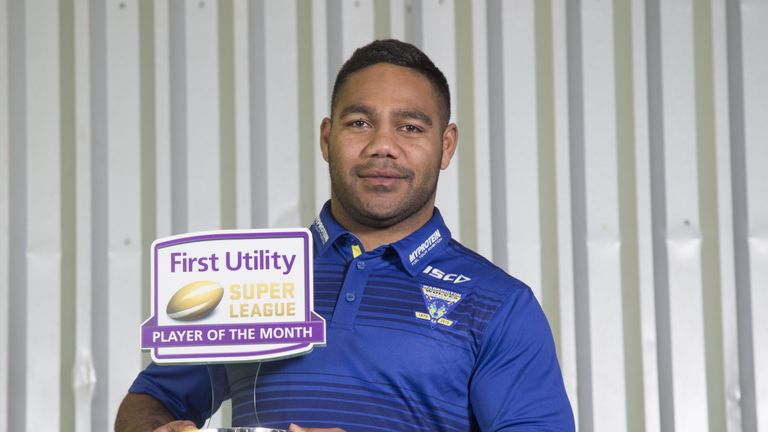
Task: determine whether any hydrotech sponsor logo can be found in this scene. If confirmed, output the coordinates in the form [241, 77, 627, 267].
[313, 216, 329, 244]
[409, 229, 443, 265]
[422, 265, 471, 284]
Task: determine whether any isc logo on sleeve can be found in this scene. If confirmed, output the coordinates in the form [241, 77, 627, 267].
[422, 265, 471, 284]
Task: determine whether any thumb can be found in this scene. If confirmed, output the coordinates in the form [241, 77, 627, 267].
[288, 424, 305, 432]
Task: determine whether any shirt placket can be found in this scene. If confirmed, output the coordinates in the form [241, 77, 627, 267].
[329, 240, 374, 328]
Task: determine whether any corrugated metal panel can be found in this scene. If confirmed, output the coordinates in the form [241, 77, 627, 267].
[233, 0, 252, 229]
[7, 2, 63, 431]
[495, 0, 543, 297]
[264, 1, 301, 228]
[310, 0, 332, 218]
[740, 0, 768, 429]
[0, 0, 10, 429]
[551, 0, 579, 425]
[469, 0, 493, 259]
[0, 1, 765, 430]
[657, 0, 710, 430]
[629, 0, 662, 429]
[181, 0, 221, 232]
[420, 0, 461, 241]
[72, 0, 96, 430]
[710, 2, 741, 430]
[97, 1, 144, 430]
[580, 1, 628, 429]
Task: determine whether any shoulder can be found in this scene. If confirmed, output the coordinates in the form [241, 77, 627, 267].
[425, 239, 543, 339]
[438, 238, 533, 299]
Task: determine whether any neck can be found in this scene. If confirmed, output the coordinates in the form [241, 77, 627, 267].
[330, 200, 435, 252]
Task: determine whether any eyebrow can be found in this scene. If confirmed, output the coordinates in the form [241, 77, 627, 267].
[392, 109, 433, 127]
[339, 104, 375, 119]
[338, 104, 433, 127]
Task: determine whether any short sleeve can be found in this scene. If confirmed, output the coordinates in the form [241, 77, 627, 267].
[128, 363, 230, 427]
[469, 287, 575, 431]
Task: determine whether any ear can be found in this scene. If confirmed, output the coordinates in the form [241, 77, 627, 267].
[440, 123, 458, 170]
[320, 117, 332, 162]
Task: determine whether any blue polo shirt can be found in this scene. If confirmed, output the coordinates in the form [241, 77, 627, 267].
[129, 202, 574, 431]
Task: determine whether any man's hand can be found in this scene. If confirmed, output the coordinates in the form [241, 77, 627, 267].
[288, 424, 345, 432]
[115, 393, 191, 432]
[152, 420, 198, 432]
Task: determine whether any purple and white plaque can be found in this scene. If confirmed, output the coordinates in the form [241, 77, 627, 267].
[141, 229, 326, 364]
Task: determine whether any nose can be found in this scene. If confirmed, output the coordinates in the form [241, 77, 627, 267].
[363, 126, 401, 159]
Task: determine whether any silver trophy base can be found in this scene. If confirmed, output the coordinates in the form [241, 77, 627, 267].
[200, 428, 288, 432]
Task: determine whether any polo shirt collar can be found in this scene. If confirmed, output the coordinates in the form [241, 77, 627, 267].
[389, 207, 451, 276]
[310, 200, 452, 276]
[310, 201, 347, 256]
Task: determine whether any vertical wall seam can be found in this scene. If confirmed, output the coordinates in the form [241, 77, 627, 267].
[0, 0, 10, 428]
[693, 0, 728, 429]
[59, 0, 77, 430]
[219, 0, 236, 230]
[8, 0, 28, 429]
[89, 0, 109, 428]
[613, 0, 646, 430]
[645, 0, 675, 429]
[725, 0, 755, 430]
[139, 0, 158, 360]
[326, 0, 342, 99]
[487, 0, 507, 270]
[455, 0, 478, 251]
[565, 0, 593, 430]
[297, 0, 316, 226]
[534, 0, 561, 351]
[405, 0, 423, 49]
[170, 0, 187, 234]
[374, 0, 391, 40]
[248, 0, 267, 228]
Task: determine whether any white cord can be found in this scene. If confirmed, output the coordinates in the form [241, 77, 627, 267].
[252, 362, 263, 427]
[205, 363, 214, 428]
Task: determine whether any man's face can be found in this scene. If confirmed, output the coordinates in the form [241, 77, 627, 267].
[321, 63, 457, 229]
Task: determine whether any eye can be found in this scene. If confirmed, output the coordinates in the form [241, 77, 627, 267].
[348, 119, 370, 128]
[399, 124, 423, 133]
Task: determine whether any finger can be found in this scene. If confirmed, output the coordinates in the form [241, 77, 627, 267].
[154, 420, 198, 432]
[174, 421, 199, 432]
[289, 426, 345, 432]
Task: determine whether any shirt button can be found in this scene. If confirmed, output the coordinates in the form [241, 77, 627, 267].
[345, 293, 356, 302]
[356, 261, 366, 270]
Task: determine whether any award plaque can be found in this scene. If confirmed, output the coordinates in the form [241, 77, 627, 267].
[140, 229, 326, 430]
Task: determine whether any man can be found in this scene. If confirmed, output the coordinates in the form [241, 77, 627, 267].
[115, 39, 574, 432]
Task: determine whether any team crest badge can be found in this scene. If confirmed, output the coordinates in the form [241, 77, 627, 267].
[415, 284, 462, 328]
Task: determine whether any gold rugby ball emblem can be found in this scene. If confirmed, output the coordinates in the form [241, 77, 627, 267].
[166, 281, 224, 321]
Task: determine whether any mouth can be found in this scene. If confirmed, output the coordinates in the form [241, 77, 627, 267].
[356, 168, 408, 187]
[356, 167, 408, 189]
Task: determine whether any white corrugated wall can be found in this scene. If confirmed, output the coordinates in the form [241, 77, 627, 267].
[1, 0, 766, 431]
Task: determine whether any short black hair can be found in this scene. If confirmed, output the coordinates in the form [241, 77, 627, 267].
[331, 39, 451, 127]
